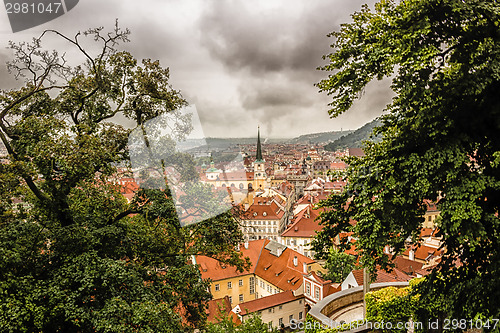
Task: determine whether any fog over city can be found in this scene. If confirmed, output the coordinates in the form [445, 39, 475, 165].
[0, 0, 393, 138]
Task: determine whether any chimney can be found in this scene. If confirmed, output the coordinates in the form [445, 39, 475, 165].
[409, 249, 415, 261]
[303, 262, 308, 274]
[293, 256, 298, 267]
[244, 241, 249, 249]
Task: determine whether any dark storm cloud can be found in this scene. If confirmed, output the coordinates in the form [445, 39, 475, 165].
[240, 76, 314, 110]
[199, 0, 374, 75]
[0, 0, 391, 138]
[196, 0, 389, 137]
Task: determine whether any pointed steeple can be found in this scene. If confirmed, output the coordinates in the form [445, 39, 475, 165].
[256, 126, 263, 162]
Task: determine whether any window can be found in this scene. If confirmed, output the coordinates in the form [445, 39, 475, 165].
[249, 277, 255, 294]
[215, 284, 220, 292]
[268, 322, 273, 330]
[239, 279, 243, 287]
[315, 286, 320, 300]
[299, 311, 303, 320]
[227, 282, 232, 289]
[239, 294, 244, 303]
[279, 305, 283, 310]
[279, 318, 283, 327]
[229, 296, 232, 303]
[305, 282, 310, 295]
[289, 314, 293, 322]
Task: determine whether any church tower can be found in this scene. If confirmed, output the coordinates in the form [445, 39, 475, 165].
[253, 127, 266, 190]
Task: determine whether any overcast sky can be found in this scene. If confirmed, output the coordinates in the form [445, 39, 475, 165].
[0, 0, 392, 138]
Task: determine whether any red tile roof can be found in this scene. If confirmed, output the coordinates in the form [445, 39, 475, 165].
[254, 242, 314, 292]
[243, 203, 281, 220]
[392, 256, 424, 276]
[351, 268, 412, 285]
[403, 244, 443, 262]
[197, 240, 266, 281]
[237, 290, 302, 315]
[206, 296, 241, 325]
[281, 205, 323, 238]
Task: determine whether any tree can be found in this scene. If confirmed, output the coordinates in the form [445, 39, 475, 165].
[322, 248, 357, 283]
[0, 23, 247, 332]
[203, 312, 279, 333]
[313, 0, 500, 320]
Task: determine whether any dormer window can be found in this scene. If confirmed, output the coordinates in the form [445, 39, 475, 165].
[263, 212, 267, 217]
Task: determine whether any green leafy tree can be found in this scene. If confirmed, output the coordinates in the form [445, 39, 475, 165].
[204, 312, 279, 333]
[313, 0, 500, 320]
[0, 23, 247, 332]
[322, 248, 357, 283]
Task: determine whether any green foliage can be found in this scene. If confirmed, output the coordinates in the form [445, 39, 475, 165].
[0, 24, 247, 332]
[322, 248, 357, 283]
[203, 313, 278, 333]
[365, 287, 413, 333]
[314, 0, 500, 319]
[323, 118, 381, 151]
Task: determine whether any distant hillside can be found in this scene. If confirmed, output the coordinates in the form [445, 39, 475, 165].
[287, 130, 353, 145]
[204, 137, 283, 148]
[324, 119, 382, 151]
[182, 122, 378, 152]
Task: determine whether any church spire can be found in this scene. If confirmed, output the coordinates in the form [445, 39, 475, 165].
[256, 126, 263, 162]
[255, 126, 262, 161]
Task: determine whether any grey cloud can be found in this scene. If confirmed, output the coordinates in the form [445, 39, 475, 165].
[0, 0, 391, 139]
[0, 49, 23, 90]
[199, 0, 375, 75]
[240, 76, 314, 110]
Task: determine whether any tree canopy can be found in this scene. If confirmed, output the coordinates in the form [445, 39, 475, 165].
[322, 248, 357, 283]
[314, 0, 500, 319]
[0, 23, 247, 332]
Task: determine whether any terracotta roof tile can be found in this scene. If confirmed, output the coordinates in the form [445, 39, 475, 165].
[206, 296, 241, 325]
[392, 256, 424, 276]
[237, 290, 302, 315]
[196, 240, 266, 281]
[281, 205, 323, 238]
